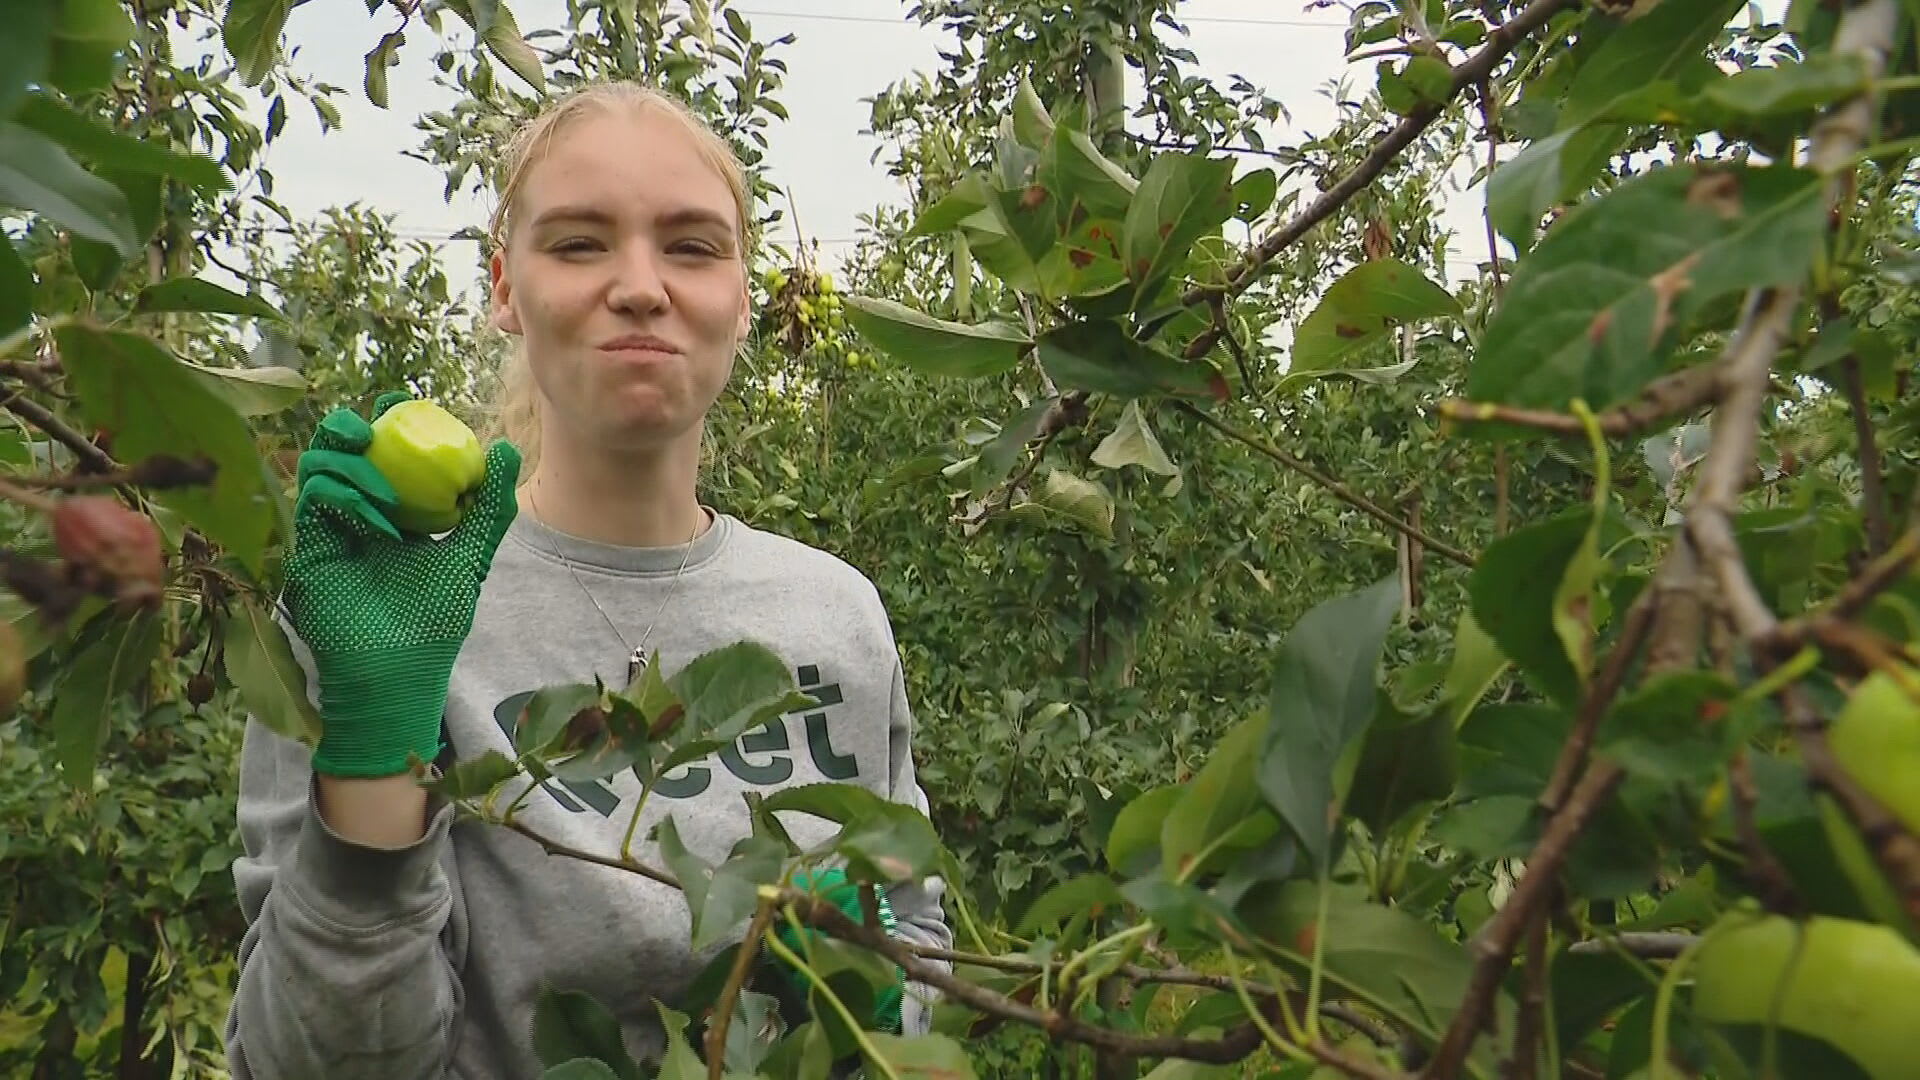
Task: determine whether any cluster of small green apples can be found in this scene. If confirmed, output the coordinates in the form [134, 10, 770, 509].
[757, 262, 874, 372]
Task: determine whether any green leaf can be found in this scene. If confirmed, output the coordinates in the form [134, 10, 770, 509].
[1468, 508, 1598, 707]
[1255, 573, 1402, 869]
[364, 29, 405, 109]
[1028, 468, 1115, 540]
[844, 296, 1030, 378]
[48, 0, 133, 96]
[660, 821, 784, 952]
[1162, 713, 1270, 879]
[1011, 75, 1054, 149]
[863, 1033, 978, 1079]
[1552, 497, 1609, 689]
[1557, 0, 1747, 129]
[1597, 670, 1739, 784]
[1470, 163, 1826, 411]
[220, 596, 322, 745]
[1442, 609, 1508, 729]
[1698, 53, 1870, 119]
[1230, 168, 1278, 221]
[513, 682, 601, 757]
[0, 123, 138, 255]
[418, 748, 521, 800]
[1090, 400, 1178, 476]
[1484, 124, 1626, 251]
[540, 1062, 621, 1080]
[757, 782, 944, 883]
[531, 987, 644, 1080]
[133, 277, 283, 320]
[1035, 320, 1224, 399]
[653, 1003, 707, 1080]
[1240, 880, 1516, 1074]
[223, 0, 292, 86]
[1457, 703, 1572, 799]
[53, 611, 161, 784]
[1043, 129, 1139, 221]
[1016, 873, 1122, 935]
[480, 2, 545, 91]
[0, 235, 30, 337]
[184, 362, 306, 417]
[905, 173, 991, 239]
[1289, 258, 1459, 374]
[1122, 151, 1235, 304]
[56, 326, 275, 572]
[0, 0, 59, 123]
[1107, 784, 1182, 875]
[660, 641, 813, 765]
[1344, 693, 1458, 833]
[13, 95, 228, 192]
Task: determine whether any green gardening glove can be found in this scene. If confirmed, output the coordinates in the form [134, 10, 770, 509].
[770, 867, 906, 1034]
[282, 391, 522, 778]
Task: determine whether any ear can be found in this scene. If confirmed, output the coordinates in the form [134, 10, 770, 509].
[489, 250, 523, 335]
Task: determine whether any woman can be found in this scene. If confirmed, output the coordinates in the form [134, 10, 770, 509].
[224, 82, 951, 1079]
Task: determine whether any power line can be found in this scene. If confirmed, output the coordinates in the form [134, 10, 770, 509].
[732, 6, 1345, 30]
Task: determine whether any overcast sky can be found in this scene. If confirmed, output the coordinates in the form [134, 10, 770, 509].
[197, 1, 1511, 297]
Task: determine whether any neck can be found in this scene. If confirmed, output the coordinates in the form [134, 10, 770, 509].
[519, 425, 710, 548]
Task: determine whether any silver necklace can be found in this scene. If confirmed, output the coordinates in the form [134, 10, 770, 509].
[528, 486, 702, 685]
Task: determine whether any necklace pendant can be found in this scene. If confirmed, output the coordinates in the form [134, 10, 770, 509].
[626, 645, 649, 686]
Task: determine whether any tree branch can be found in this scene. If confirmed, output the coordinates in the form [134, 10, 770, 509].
[1436, 362, 1723, 440]
[1728, 748, 1803, 914]
[1503, 913, 1549, 1079]
[1565, 932, 1700, 959]
[1785, 685, 1920, 926]
[1419, 761, 1625, 1079]
[707, 899, 775, 1080]
[494, 813, 680, 889]
[1537, 581, 1659, 812]
[1, 391, 118, 474]
[1840, 355, 1891, 555]
[1176, 401, 1476, 567]
[1183, 0, 1580, 308]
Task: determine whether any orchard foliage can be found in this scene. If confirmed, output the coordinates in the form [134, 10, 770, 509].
[2, 1, 1920, 1079]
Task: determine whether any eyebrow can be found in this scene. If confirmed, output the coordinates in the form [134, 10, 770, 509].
[529, 204, 736, 235]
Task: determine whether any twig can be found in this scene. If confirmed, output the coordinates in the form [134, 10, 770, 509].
[1478, 81, 1506, 297]
[0, 475, 59, 514]
[707, 900, 776, 1080]
[1420, 761, 1626, 1080]
[495, 815, 680, 889]
[1728, 749, 1802, 914]
[1436, 363, 1723, 440]
[1820, 524, 1920, 623]
[1565, 933, 1700, 959]
[15, 455, 218, 491]
[1183, 0, 1579, 307]
[1119, 131, 1298, 163]
[1176, 401, 1476, 567]
[1503, 913, 1549, 1079]
[1537, 583, 1659, 812]
[900, 944, 1398, 1047]
[0, 392, 118, 473]
[1840, 356, 1891, 555]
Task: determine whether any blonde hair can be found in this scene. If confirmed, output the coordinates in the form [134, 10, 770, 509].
[482, 82, 754, 471]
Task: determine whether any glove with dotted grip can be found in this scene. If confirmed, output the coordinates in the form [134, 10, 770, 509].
[281, 391, 521, 778]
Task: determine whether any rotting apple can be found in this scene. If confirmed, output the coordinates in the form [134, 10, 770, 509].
[1692, 911, 1920, 1079]
[363, 399, 485, 535]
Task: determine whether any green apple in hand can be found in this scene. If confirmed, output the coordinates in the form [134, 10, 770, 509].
[364, 399, 486, 534]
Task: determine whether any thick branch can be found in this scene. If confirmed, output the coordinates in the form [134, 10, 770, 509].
[1176, 401, 1475, 567]
[1420, 762, 1625, 1079]
[1183, 0, 1579, 307]
[1503, 914, 1549, 1079]
[1436, 362, 1722, 440]
[1, 392, 118, 473]
[1840, 356, 1891, 554]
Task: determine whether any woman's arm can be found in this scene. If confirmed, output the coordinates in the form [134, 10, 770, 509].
[882, 658, 956, 1036]
[224, 712, 470, 1079]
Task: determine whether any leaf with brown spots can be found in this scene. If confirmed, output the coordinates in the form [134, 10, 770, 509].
[1289, 258, 1459, 380]
[1470, 162, 1823, 411]
[1121, 150, 1235, 304]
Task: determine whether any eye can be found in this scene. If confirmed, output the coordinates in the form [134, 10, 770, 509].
[549, 237, 603, 255]
[670, 239, 725, 257]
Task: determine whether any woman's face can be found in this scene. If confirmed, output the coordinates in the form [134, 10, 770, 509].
[489, 106, 749, 455]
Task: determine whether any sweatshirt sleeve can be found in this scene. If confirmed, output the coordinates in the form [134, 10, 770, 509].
[223, 640, 472, 1079]
[880, 656, 955, 1037]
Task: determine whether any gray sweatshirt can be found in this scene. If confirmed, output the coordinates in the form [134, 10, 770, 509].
[224, 510, 952, 1079]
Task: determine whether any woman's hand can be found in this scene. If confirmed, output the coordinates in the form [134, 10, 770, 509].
[281, 391, 521, 778]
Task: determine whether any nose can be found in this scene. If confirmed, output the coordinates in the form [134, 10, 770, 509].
[606, 243, 670, 316]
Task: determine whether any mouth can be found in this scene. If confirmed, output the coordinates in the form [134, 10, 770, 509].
[598, 336, 681, 357]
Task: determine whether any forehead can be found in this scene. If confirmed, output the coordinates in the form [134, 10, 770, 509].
[515, 107, 738, 230]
